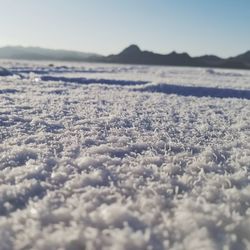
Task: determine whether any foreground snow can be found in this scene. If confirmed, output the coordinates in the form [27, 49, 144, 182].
[0, 62, 250, 250]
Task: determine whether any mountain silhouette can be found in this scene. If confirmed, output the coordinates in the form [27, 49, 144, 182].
[106, 45, 198, 66]
[234, 51, 250, 65]
[0, 46, 100, 61]
[104, 45, 250, 69]
[0, 45, 250, 70]
[120, 44, 142, 55]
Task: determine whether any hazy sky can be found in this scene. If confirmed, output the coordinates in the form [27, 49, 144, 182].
[0, 0, 249, 57]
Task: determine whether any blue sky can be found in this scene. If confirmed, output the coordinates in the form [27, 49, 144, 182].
[0, 0, 249, 57]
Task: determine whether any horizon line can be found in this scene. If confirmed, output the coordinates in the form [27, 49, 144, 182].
[0, 43, 249, 59]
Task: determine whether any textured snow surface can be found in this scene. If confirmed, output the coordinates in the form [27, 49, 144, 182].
[1, 61, 250, 250]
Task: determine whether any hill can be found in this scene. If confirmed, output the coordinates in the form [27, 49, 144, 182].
[104, 45, 250, 69]
[0, 46, 100, 61]
[0, 45, 250, 70]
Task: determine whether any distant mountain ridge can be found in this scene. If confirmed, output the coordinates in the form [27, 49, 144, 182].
[0, 45, 250, 70]
[0, 46, 100, 61]
[104, 45, 250, 70]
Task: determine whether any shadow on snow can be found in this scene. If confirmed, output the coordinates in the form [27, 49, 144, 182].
[41, 76, 149, 86]
[136, 84, 250, 100]
[39, 75, 250, 100]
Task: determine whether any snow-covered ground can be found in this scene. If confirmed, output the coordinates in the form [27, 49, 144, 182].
[0, 61, 250, 250]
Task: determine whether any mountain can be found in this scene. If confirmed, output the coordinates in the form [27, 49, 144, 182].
[233, 51, 250, 65]
[0, 46, 100, 61]
[104, 45, 250, 69]
[106, 45, 198, 66]
[194, 55, 223, 65]
[0, 45, 249, 70]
